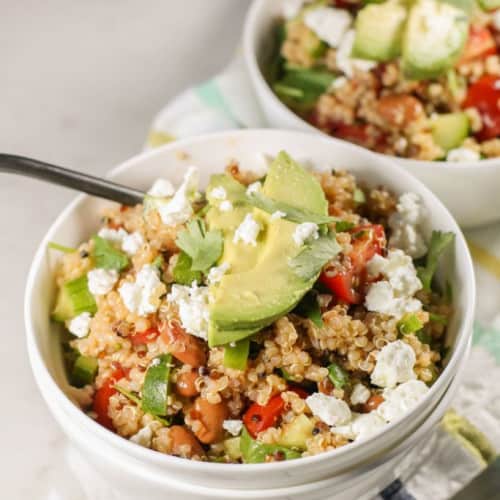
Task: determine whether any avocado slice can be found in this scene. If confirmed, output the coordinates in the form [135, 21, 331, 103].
[402, 0, 469, 80]
[431, 112, 470, 152]
[276, 414, 314, 450]
[352, 0, 407, 62]
[52, 275, 97, 323]
[208, 152, 329, 347]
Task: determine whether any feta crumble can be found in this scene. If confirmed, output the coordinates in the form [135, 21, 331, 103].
[119, 264, 166, 317]
[130, 425, 154, 448]
[446, 147, 481, 163]
[389, 193, 428, 259]
[148, 178, 175, 198]
[306, 393, 352, 426]
[283, 0, 311, 19]
[377, 380, 429, 422]
[336, 30, 377, 78]
[87, 268, 119, 296]
[223, 419, 243, 436]
[371, 340, 417, 388]
[167, 282, 210, 340]
[271, 210, 287, 220]
[333, 412, 386, 441]
[97, 227, 128, 244]
[350, 383, 371, 406]
[233, 214, 261, 246]
[493, 10, 500, 31]
[219, 200, 233, 212]
[304, 7, 352, 49]
[121, 231, 144, 256]
[246, 182, 262, 196]
[66, 312, 92, 338]
[330, 76, 348, 92]
[207, 262, 231, 285]
[210, 186, 227, 200]
[293, 222, 319, 246]
[365, 250, 423, 319]
[157, 166, 200, 226]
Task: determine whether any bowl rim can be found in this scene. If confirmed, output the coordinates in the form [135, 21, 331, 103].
[24, 129, 476, 476]
[242, 0, 500, 171]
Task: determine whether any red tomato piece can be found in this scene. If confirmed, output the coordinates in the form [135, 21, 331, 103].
[130, 327, 159, 346]
[334, 123, 371, 146]
[463, 75, 500, 140]
[92, 366, 126, 430]
[320, 224, 386, 304]
[459, 26, 497, 64]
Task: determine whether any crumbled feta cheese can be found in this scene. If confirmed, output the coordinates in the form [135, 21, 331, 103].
[283, 0, 311, 19]
[494, 80, 500, 90]
[306, 393, 352, 426]
[389, 192, 428, 258]
[333, 412, 386, 441]
[119, 264, 166, 316]
[246, 182, 262, 196]
[350, 383, 371, 406]
[66, 312, 92, 338]
[130, 425, 154, 448]
[293, 222, 319, 246]
[233, 214, 261, 246]
[167, 282, 210, 340]
[87, 268, 119, 296]
[304, 7, 352, 49]
[210, 186, 227, 200]
[446, 147, 481, 163]
[271, 210, 287, 220]
[377, 380, 429, 422]
[365, 250, 423, 319]
[148, 178, 175, 198]
[97, 227, 128, 244]
[121, 231, 144, 256]
[493, 10, 500, 31]
[336, 30, 377, 78]
[157, 166, 199, 225]
[207, 262, 231, 285]
[223, 419, 243, 436]
[219, 200, 233, 212]
[371, 340, 417, 388]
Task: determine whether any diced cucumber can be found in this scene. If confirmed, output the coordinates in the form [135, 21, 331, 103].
[52, 275, 97, 323]
[70, 355, 98, 388]
[478, 0, 500, 9]
[431, 113, 469, 152]
[224, 437, 242, 460]
[352, 0, 407, 62]
[402, 0, 469, 80]
[223, 339, 250, 370]
[277, 414, 314, 449]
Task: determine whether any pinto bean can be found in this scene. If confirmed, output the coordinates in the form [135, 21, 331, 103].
[175, 369, 200, 397]
[191, 397, 229, 444]
[375, 95, 423, 128]
[167, 425, 205, 458]
[160, 320, 206, 368]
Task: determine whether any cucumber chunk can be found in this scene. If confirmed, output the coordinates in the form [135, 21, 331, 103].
[223, 339, 250, 370]
[431, 112, 469, 152]
[352, 0, 407, 61]
[402, 0, 469, 80]
[52, 275, 97, 323]
[71, 355, 98, 388]
[277, 414, 314, 449]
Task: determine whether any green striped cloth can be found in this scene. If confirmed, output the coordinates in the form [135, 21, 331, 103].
[145, 55, 499, 500]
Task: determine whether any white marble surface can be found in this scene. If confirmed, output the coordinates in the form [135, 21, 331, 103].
[0, 1, 249, 498]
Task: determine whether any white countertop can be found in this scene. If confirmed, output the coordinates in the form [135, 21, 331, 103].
[0, 1, 249, 497]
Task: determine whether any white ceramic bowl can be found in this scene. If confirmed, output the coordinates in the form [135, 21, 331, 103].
[243, 0, 500, 228]
[25, 130, 475, 499]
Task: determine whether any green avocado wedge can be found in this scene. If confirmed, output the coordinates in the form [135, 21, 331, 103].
[207, 152, 332, 347]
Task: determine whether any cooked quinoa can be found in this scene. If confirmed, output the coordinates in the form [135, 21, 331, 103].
[269, 0, 500, 161]
[52, 152, 453, 463]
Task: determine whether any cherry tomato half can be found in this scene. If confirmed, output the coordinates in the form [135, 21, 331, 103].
[92, 365, 126, 430]
[130, 327, 159, 346]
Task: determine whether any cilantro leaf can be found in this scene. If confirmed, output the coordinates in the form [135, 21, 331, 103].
[172, 251, 203, 285]
[289, 232, 341, 281]
[92, 236, 129, 271]
[417, 231, 455, 291]
[247, 192, 334, 225]
[175, 219, 223, 273]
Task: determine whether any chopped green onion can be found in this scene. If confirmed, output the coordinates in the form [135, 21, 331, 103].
[353, 188, 366, 204]
[398, 314, 424, 335]
[152, 254, 164, 271]
[279, 368, 300, 382]
[141, 354, 172, 417]
[417, 231, 455, 291]
[294, 291, 323, 327]
[240, 427, 301, 464]
[172, 251, 203, 285]
[327, 362, 350, 389]
[92, 236, 129, 271]
[223, 339, 250, 370]
[48, 242, 77, 253]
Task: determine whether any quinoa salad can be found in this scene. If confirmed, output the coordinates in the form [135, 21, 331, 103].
[268, 0, 500, 161]
[51, 152, 454, 463]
